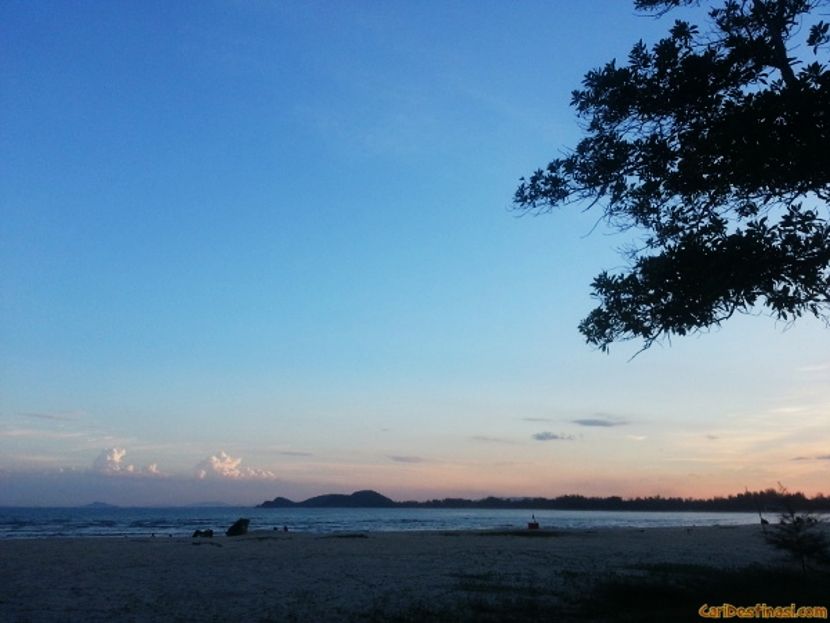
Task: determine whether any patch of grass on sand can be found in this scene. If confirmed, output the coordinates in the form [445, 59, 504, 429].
[356, 595, 552, 623]
[355, 571, 561, 622]
[449, 571, 556, 597]
[353, 565, 830, 623]
[320, 533, 369, 539]
[578, 565, 830, 622]
[477, 529, 566, 537]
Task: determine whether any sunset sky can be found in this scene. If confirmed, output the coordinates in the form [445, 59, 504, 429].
[1, 0, 828, 506]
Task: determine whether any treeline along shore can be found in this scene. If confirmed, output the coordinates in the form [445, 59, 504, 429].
[258, 488, 830, 512]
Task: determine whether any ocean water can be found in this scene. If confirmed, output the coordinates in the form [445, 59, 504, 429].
[0, 506, 759, 539]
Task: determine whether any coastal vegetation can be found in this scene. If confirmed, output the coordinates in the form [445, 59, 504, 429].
[259, 487, 830, 512]
[764, 485, 830, 571]
[354, 565, 830, 622]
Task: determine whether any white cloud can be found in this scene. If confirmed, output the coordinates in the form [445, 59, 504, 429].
[770, 406, 810, 415]
[91, 448, 163, 477]
[92, 448, 129, 474]
[194, 451, 276, 480]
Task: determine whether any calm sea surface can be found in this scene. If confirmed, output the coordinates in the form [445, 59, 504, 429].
[0, 506, 759, 539]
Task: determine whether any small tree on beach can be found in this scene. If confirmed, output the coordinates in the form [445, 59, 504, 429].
[764, 484, 830, 572]
[514, 0, 830, 351]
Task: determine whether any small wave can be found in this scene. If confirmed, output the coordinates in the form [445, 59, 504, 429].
[128, 520, 174, 529]
[0, 519, 33, 528]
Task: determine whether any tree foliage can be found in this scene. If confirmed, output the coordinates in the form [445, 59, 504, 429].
[764, 484, 830, 572]
[515, 0, 830, 351]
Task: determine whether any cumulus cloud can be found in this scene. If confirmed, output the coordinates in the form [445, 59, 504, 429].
[195, 451, 276, 480]
[92, 448, 162, 476]
[93, 448, 129, 473]
[532, 432, 574, 442]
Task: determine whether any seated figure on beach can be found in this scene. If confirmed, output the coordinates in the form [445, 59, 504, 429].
[192, 529, 214, 538]
[226, 518, 250, 537]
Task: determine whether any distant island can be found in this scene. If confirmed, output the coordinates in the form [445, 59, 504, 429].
[82, 502, 119, 509]
[258, 488, 830, 512]
[260, 490, 397, 509]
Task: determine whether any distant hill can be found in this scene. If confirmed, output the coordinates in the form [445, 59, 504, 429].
[259, 496, 299, 508]
[259, 490, 397, 508]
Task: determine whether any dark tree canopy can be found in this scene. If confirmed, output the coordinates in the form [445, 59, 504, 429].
[515, 0, 830, 351]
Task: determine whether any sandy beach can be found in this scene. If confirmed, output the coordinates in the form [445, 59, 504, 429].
[3, 524, 823, 622]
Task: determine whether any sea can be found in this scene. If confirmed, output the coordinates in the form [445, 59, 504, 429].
[0, 506, 759, 539]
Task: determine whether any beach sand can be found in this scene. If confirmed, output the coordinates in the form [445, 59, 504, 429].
[0, 525, 813, 622]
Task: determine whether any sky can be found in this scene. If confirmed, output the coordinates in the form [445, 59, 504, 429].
[1, 0, 828, 506]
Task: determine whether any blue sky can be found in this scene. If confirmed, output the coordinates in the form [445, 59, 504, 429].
[1, 1, 828, 505]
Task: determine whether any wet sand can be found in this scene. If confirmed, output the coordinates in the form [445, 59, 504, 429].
[0, 525, 788, 621]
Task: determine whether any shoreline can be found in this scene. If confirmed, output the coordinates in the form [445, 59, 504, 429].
[0, 524, 763, 543]
[0, 506, 765, 540]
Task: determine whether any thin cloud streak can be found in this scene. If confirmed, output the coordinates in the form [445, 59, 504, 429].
[532, 432, 575, 442]
[469, 435, 518, 445]
[0, 428, 85, 440]
[19, 412, 80, 422]
[572, 417, 628, 427]
[388, 455, 425, 463]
